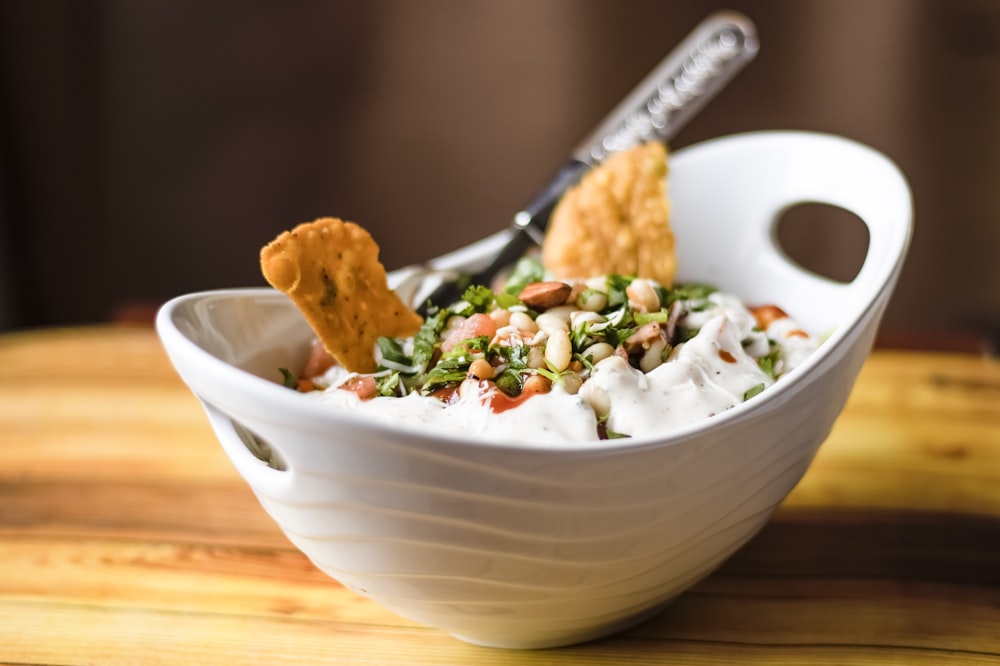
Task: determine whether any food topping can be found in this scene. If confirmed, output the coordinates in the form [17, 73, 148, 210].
[288, 271, 817, 442]
[542, 141, 675, 286]
[260, 217, 423, 373]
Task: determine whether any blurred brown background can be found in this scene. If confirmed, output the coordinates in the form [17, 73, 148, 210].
[1, 0, 998, 351]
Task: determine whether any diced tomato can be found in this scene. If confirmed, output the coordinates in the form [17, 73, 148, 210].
[750, 305, 789, 330]
[441, 313, 498, 353]
[339, 376, 377, 400]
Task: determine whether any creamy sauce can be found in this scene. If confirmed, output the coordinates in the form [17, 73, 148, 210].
[588, 314, 771, 437]
[314, 375, 598, 444]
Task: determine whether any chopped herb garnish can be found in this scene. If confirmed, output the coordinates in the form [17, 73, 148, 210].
[411, 307, 448, 371]
[502, 256, 545, 296]
[279, 367, 298, 389]
[605, 274, 634, 309]
[666, 283, 718, 305]
[757, 344, 780, 379]
[494, 291, 521, 309]
[421, 354, 472, 393]
[570, 320, 596, 351]
[376, 371, 402, 397]
[634, 311, 669, 325]
[376, 336, 411, 367]
[457, 285, 495, 314]
[453, 335, 490, 356]
[598, 306, 637, 347]
[494, 368, 522, 396]
[535, 361, 572, 386]
[495, 342, 529, 371]
[743, 383, 766, 401]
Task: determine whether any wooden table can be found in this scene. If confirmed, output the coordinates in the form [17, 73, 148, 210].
[1, 326, 998, 665]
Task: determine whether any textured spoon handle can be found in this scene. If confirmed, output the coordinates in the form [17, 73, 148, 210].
[510, 11, 758, 246]
[575, 11, 758, 163]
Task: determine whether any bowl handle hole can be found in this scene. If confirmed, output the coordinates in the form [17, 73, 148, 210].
[775, 203, 870, 284]
[231, 420, 289, 471]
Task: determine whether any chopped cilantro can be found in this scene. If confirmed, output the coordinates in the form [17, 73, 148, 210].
[457, 285, 495, 314]
[597, 306, 637, 347]
[376, 336, 411, 367]
[534, 365, 562, 384]
[421, 355, 472, 393]
[574, 350, 598, 372]
[278, 367, 298, 389]
[605, 274, 634, 309]
[634, 311, 669, 325]
[495, 343, 529, 371]
[503, 256, 545, 296]
[411, 308, 448, 371]
[452, 335, 490, 356]
[376, 371, 402, 397]
[494, 291, 521, 309]
[757, 343, 780, 379]
[666, 283, 718, 304]
[570, 320, 595, 351]
[419, 336, 489, 393]
[743, 383, 766, 401]
[494, 368, 522, 396]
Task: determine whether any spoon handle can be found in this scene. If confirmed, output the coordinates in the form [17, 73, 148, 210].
[576, 11, 758, 162]
[419, 12, 758, 313]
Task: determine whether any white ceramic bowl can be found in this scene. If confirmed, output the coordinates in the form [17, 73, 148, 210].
[157, 131, 912, 649]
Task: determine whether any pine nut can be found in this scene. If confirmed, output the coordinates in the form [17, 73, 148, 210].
[560, 373, 583, 395]
[509, 311, 537, 333]
[526, 345, 546, 369]
[544, 329, 572, 372]
[535, 312, 569, 334]
[582, 342, 615, 365]
[489, 308, 511, 328]
[626, 279, 661, 313]
[576, 288, 608, 312]
[545, 305, 577, 322]
[639, 338, 668, 373]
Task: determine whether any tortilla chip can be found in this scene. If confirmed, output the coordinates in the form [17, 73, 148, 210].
[260, 217, 423, 373]
[542, 141, 675, 285]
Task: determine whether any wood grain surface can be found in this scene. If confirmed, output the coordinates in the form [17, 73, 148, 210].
[1, 327, 998, 665]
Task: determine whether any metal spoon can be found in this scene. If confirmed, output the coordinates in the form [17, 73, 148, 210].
[415, 11, 759, 315]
